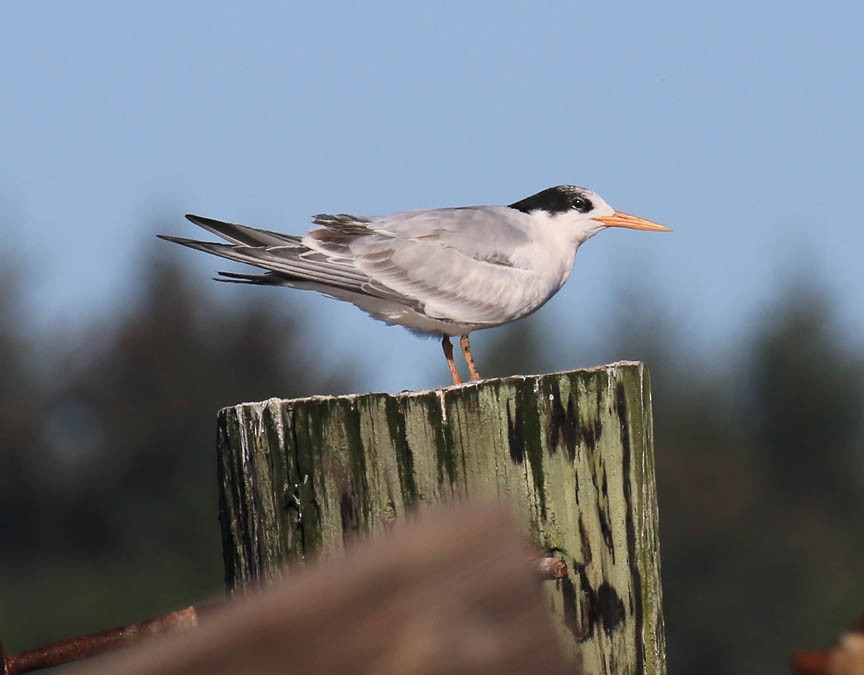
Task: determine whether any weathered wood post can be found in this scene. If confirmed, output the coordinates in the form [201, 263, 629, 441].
[217, 361, 665, 674]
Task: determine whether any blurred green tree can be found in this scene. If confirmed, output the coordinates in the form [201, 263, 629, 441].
[747, 284, 864, 511]
[0, 248, 355, 650]
[0, 264, 46, 546]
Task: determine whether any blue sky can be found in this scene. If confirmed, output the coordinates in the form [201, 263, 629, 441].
[2, 2, 863, 391]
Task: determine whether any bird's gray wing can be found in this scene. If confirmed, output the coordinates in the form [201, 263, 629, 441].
[161, 208, 550, 326]
[305, 207, 548, 324]
[354, 206, 530, 266]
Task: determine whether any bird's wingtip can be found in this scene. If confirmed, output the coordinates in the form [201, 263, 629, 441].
[156, 233, 203, 247]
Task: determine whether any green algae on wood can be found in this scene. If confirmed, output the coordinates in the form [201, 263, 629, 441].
[217, 361, 666, 675]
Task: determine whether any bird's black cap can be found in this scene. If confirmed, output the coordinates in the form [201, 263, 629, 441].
[508, 185, 593, 215]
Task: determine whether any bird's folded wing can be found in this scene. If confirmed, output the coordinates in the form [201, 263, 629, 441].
[307, 207, 545, 324]
[356, 239, 540, 323]
[165, 208, 550, 326]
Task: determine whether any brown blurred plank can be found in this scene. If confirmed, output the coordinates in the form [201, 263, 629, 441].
[76, 505, 568, 675]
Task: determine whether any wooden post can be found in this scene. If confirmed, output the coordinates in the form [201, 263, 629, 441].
[217, 361, 665, 674]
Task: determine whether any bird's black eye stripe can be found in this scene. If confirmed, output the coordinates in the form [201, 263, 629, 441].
[571, 196, 592, 213]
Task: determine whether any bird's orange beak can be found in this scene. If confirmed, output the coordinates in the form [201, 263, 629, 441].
[596, 211, 672, 232]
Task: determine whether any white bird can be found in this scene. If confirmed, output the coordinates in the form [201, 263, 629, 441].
[159, 185, 670, 384]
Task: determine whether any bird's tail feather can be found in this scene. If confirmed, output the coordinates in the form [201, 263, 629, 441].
[214, 270, 283, 285]
[184, 214, 301, 246]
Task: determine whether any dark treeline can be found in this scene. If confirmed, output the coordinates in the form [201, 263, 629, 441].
[0, 251, 355, 649]
[1, 250, 862, 674]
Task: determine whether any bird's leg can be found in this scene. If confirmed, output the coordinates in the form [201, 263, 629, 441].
[441, 336, 462, 385]
[460, 335, 482, 381]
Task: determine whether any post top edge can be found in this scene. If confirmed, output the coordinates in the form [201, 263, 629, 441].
[217, 361, 646, 412]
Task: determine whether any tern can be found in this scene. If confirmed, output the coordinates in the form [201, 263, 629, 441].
[159, 185, 670, 384]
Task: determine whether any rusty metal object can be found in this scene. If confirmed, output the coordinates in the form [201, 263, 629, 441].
[1, 606, 199, 674]
[528, 551, 568, 580]
[792, 614, 864, 675]
[792, 649, 833, 675]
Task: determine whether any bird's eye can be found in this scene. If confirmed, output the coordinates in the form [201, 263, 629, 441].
[571, 197, 587, 211]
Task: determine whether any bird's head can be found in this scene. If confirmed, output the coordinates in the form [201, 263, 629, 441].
[509, 185, 671, 244]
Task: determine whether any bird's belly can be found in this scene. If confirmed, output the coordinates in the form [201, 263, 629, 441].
[420, 270, 562, 330]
